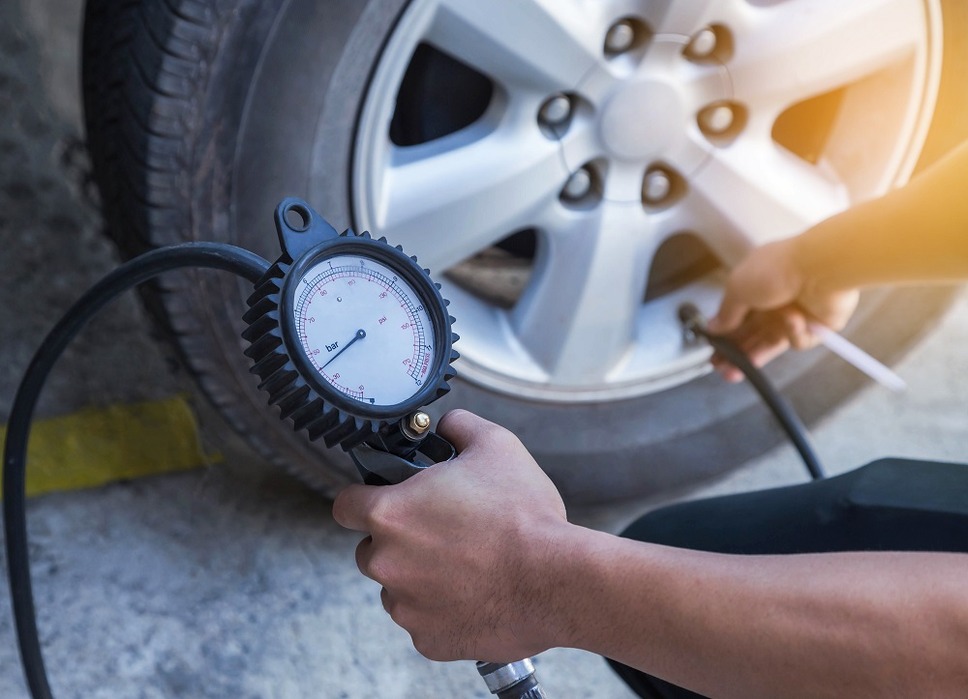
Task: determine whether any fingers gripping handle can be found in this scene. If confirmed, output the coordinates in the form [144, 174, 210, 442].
[349, 431, 455, 485]
[349, 428, 550, 698]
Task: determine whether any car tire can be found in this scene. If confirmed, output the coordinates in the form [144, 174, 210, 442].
[83, 0, 965, 503]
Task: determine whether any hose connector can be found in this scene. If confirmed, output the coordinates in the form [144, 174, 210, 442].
[675, 301, 826, 480]
[677, 302, 707, 345]
[477, 659, 548, 698]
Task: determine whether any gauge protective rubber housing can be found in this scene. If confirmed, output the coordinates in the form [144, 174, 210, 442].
[242, 198, 458, 451]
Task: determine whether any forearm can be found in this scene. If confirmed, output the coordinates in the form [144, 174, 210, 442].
[552, 527, 968, 698]
[798, 140, 968, 292]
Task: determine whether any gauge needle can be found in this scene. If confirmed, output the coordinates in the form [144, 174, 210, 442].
[322, 329, 366, 369]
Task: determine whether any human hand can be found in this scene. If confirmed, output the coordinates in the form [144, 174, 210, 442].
[331, 409, 572, 663]
[707, 239, 859, 382]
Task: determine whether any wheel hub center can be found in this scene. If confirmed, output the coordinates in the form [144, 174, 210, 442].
[598, 80, 682, 161]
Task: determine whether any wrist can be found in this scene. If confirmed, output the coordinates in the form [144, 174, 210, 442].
[522, 524, 624, 654]
[509, 519, 595, 654]
[792, 226, 850, 302]
[794, 204, 877, 295]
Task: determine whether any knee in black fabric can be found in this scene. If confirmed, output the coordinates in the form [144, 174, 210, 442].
[835, 458, 968, 552]
[620, 458, 968, 555]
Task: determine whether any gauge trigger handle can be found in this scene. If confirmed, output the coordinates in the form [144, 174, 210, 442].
[350, 432, 456, 486]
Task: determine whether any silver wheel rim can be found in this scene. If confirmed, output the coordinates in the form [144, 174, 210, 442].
[352, 0, 942, 402]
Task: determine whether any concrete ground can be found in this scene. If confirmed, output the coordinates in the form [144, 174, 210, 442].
[3, 0, 968, 697]
[2, 290, 967, 699]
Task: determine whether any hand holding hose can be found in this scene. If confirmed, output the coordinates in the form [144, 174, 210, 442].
[708, 238, 859, 382]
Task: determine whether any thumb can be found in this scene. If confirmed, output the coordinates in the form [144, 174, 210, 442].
[436, 409, 497, 454]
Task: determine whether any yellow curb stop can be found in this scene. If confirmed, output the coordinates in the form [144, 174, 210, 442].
[1, 395, 220, 497]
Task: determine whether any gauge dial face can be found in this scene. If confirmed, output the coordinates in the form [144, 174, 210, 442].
[291, 254, 437, 407]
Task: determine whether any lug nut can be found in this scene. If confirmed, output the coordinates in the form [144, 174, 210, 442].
[539, 93, 572, 127]
[604, 19, 636, 55]
[699, 104, 735, 135]
[642, 169, 672, 205]
[562, 167, 593, 201]
[687, 27, 718, 58]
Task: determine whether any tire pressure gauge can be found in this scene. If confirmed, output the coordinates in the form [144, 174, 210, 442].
[243, 198, 459, 461]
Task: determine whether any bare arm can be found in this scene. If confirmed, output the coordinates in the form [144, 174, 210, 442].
[797, 138, 968, 292]
[333, 410, 968, 698]
[709, 140, 968, 379]
[558, 529, 968, 698]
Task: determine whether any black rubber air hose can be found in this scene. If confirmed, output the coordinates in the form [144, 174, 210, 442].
[3, 242, 270, 699]
[678, 303, 826, 481]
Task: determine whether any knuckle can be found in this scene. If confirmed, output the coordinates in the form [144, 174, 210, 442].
[482, 420, 519, 449]
[780, 311, 801, 334]
[363, 495, 397, 533]
[780, 312, 810, 347]
[380, 587, 395, 615]
[330, 490, 351, 527]
[364, 551, 394, 587]
[382, 595, 419, 636]
[385, 598, 407, 626]
[354, 537, 373, 576]
[356, 541, 399, 590]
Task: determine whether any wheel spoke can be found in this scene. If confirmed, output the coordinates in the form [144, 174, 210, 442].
[427, 0, 600, 92]
[650, 0, 728, 34]
[348, 0, 937, 402]
[510, 202, 655, 384]
[371, 124, 566, 272]
[688, 140, 848, 264]
[728, 0, 925, 115]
